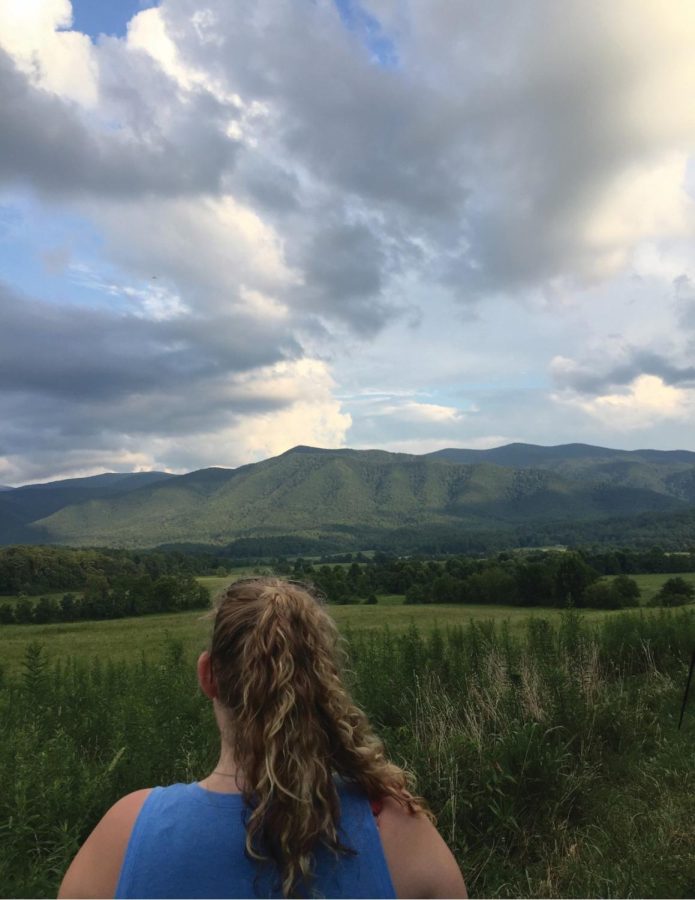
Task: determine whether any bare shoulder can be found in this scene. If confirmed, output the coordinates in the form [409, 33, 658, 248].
[377, 796, 468, 899]
[58, 788, 152, 899]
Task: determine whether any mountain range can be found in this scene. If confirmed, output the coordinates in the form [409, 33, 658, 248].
[1, 443, 694, 550]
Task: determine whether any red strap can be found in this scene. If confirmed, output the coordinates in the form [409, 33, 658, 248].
[370, 798, 383, 817]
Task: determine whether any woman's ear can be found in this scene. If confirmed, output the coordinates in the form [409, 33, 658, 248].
[197, 650, 218, 700]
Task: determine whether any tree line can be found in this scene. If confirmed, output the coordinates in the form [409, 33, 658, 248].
[288, 551, 694, 609]
[0, 545, 231, 596]
[2, 544, 692, 598]
[1, 545, 693, 624]
[0, 573, 208, 626]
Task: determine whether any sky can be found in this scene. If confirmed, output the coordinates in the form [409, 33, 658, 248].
[1, 0, 695, 486]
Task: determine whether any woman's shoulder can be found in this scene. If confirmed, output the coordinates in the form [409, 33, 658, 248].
[377, 796, 468, 899]
[58, 789, 152, 899]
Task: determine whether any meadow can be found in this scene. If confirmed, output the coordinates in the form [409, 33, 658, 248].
[625, 571, 695, 604]
[1, 573, 694, 897]
[0, 594, 648, 675]
[1, 570, 692, 675]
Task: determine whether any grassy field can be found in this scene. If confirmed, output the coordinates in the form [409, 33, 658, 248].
[628, 571, 695, 604]
[0, 597, 659, 675]
[0, 570, 692, 675]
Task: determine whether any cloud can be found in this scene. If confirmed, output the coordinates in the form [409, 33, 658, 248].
[0, 282, 295, 400]
[0, 0, 98, 105]
[551, 348, 695, 395]
[379, 401, 470, 424]
[555, 374, 693, 430]
[3, 0, 695, 481]
[0, 44, 238, 199]
[6, 0, 695, 316]
[82, 194, 297, 313]
[0, 280, 311, 480]
[0, 357, 351, 485]
[674, 273, 695, 331]
[344, 394, 473, 450]
[290, 218, 395, 332]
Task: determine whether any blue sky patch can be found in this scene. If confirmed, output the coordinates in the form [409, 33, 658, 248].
[69, 0, 159, 40]
[334, 0, 399, 67]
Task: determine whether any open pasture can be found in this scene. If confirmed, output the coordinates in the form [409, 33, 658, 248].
[0, 595, 656, 675]
[629, 571, 695, 604]
[1, 569, 692, 674]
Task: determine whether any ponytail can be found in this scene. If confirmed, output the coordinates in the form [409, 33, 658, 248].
[208, 578, 432, 898]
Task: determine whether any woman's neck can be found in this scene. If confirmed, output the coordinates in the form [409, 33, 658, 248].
[199, 747, 246, 794]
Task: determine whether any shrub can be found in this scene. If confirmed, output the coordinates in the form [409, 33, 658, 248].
[649, 577, 695, 608]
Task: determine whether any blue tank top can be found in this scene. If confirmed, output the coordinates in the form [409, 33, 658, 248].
[115, 780, 397, 899]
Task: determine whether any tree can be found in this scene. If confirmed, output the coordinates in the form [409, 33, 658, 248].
[60, 593, 77, 621]
[554, 554, 598, 607]
[33, 596, 58, 624]
[404, 583, 428, 605]
[651, 577, 695, 607]
[612, 574, 640, 607]
[14, 598, 33, 625]
[583, 581, 620, 609]
[431, 574, 462, 604]
[273, 557, 291, 575]
[516, 562, 555, 606]
[465, 567, 517, 605]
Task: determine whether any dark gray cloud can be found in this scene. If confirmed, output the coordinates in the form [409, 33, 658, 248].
[230, 155, 300, 214]
[675, 274, 695, 332]
[0, 281, 303, 466]
[552, 348, 695, 395]
[289, 218, 397, 333]
[0, 284, 296, 398]
[166, 0, 469, 221]
[0, 46, 238, 198]
[161, 0, 695, 310]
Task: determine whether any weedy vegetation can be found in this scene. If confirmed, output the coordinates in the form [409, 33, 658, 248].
[1, 608, 694, 897]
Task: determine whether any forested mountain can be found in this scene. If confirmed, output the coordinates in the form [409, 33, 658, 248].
[0, 471, 174, 544]
[1, 443, 693, 549]
[426, 442, 695, 468]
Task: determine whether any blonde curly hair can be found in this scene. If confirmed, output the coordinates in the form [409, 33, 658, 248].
[206, 577, 433, 898]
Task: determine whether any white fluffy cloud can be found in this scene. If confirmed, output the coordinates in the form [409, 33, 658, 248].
[0, 0, 97, 105]
[556, 374, 693, 430]
[114, 357, 353, 473]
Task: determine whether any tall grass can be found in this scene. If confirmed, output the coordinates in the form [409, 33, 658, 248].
[1, 609, 694, 897]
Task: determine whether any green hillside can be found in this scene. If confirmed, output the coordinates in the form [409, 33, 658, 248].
[0, 471, 173, 544]
[13, 444, 694, 548]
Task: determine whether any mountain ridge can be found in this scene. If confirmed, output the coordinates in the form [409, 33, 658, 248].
[0, 442, 691, 548]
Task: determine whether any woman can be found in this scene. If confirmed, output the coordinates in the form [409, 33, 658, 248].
[58, 578, 467, 898]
